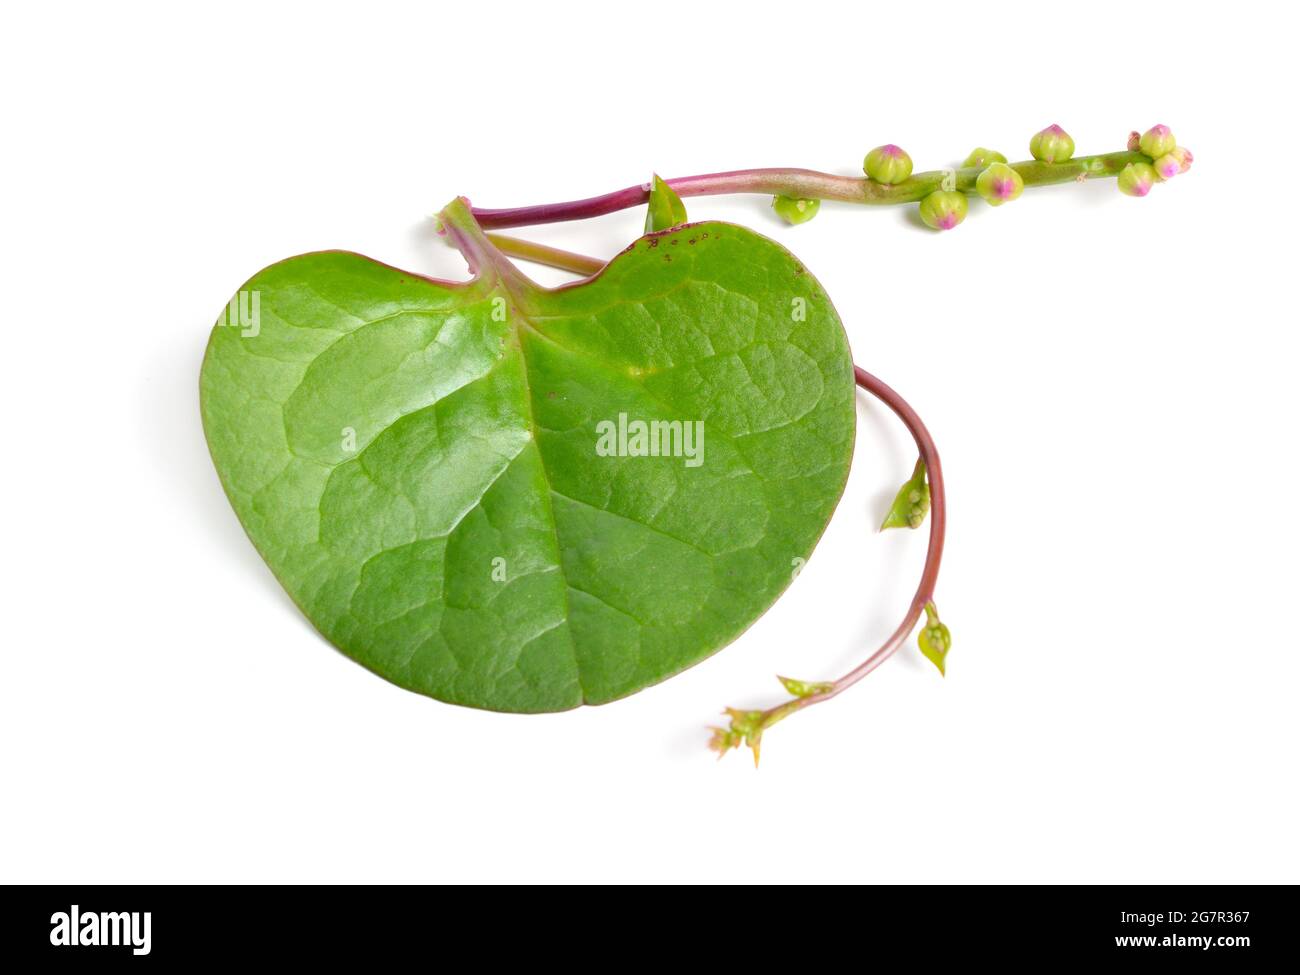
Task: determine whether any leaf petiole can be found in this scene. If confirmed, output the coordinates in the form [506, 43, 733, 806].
[484, 233, 606, 276]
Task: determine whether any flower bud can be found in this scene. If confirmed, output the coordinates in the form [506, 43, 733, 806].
[1168, 146, 1193, 174]
[1029, 124, 1075, 163]
[771, 194, 820, 224]
[707, 725, 740, 757]
[1127, 131, 1141, 151]
[1153, 153, 1181, 180]
[1117, 161, 1158, 197]
[1139, 124, 1176, 159]
[863, 144, 913, 184]
[721, 708, 767, 766]
[962, 147, 1007, 168]
[975, 162, 1024, 206]
[918, 190, 968, 230]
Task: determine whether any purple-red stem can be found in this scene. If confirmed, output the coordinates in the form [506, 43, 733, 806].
[833, 367, 945, 693]
[471, 152, 1144, 229]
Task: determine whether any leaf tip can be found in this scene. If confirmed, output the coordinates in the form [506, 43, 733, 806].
[778, 675, 834, 698]
[645, 173, 689, 233]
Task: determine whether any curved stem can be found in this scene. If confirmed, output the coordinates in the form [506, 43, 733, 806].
[472, 151, 1146, 229]
[722, 367, 947, 756]
[824, 367, 946, 695]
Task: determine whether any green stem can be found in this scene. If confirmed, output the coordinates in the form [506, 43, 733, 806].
[485, 233, 606, 276]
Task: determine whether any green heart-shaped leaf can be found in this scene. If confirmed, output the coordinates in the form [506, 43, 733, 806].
[200, 198, 855, 712]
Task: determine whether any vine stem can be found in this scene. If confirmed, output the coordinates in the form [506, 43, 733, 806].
[717, 368, 947, 763]
[795, 372, 943, 691]
[471, 151, 1145, 229]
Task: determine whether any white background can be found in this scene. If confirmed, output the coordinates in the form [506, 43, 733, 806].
[2, 1, 1296, 884]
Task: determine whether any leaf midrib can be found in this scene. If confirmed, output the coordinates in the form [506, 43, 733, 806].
[484, 271, 590, 704]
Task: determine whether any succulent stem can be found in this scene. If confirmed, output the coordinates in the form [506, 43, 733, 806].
[471, 151, 1149, 229]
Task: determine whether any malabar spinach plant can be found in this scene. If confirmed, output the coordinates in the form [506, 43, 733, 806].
[201, 124, 1191, 763]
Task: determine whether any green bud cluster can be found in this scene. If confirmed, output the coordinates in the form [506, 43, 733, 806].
[789, 124, 1192, 235]
[1122, 125, 1193, 196]
[882, 459, 931, 529]
[918, 602, 951, 676]
[708, 708, 768, 766]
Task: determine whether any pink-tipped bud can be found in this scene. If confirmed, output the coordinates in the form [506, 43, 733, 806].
[1117, 161, 1158, 197]
[1153, 153, 1181, 179]
[962, 147, 1007, 168]
[1030, 124, 1075, 163]
[1168, 146, 1193, 174]
[863, 144, 913, 184]
[1139, 124, 1176, 159]
[918, 190, 968, 230]
[975, 162, 1024, 206]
